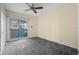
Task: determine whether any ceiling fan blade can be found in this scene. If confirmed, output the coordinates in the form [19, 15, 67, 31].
[32, 9, 37, 14]
[34, 7, 43, 9]
[25, 9, 31, 11]
[25, 3, 32, 7]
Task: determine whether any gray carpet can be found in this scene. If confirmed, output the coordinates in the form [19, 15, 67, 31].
[2, 37, 78, 55]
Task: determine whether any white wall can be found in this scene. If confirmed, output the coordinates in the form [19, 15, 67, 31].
[28, 16, 38, 38]
[37, 4, 78, 49]
[1, 4, 7, 54]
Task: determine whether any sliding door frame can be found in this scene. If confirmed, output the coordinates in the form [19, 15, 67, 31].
[6, 17, 29, 42]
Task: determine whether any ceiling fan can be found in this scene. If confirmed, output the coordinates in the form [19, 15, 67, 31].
[25, 3, 43, 14]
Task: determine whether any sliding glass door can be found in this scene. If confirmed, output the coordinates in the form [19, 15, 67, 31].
[10, 19, 28, 39]
[18, 20, 28, 38]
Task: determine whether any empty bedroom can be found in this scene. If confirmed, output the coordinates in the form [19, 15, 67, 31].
[0, 3, 78, 55]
